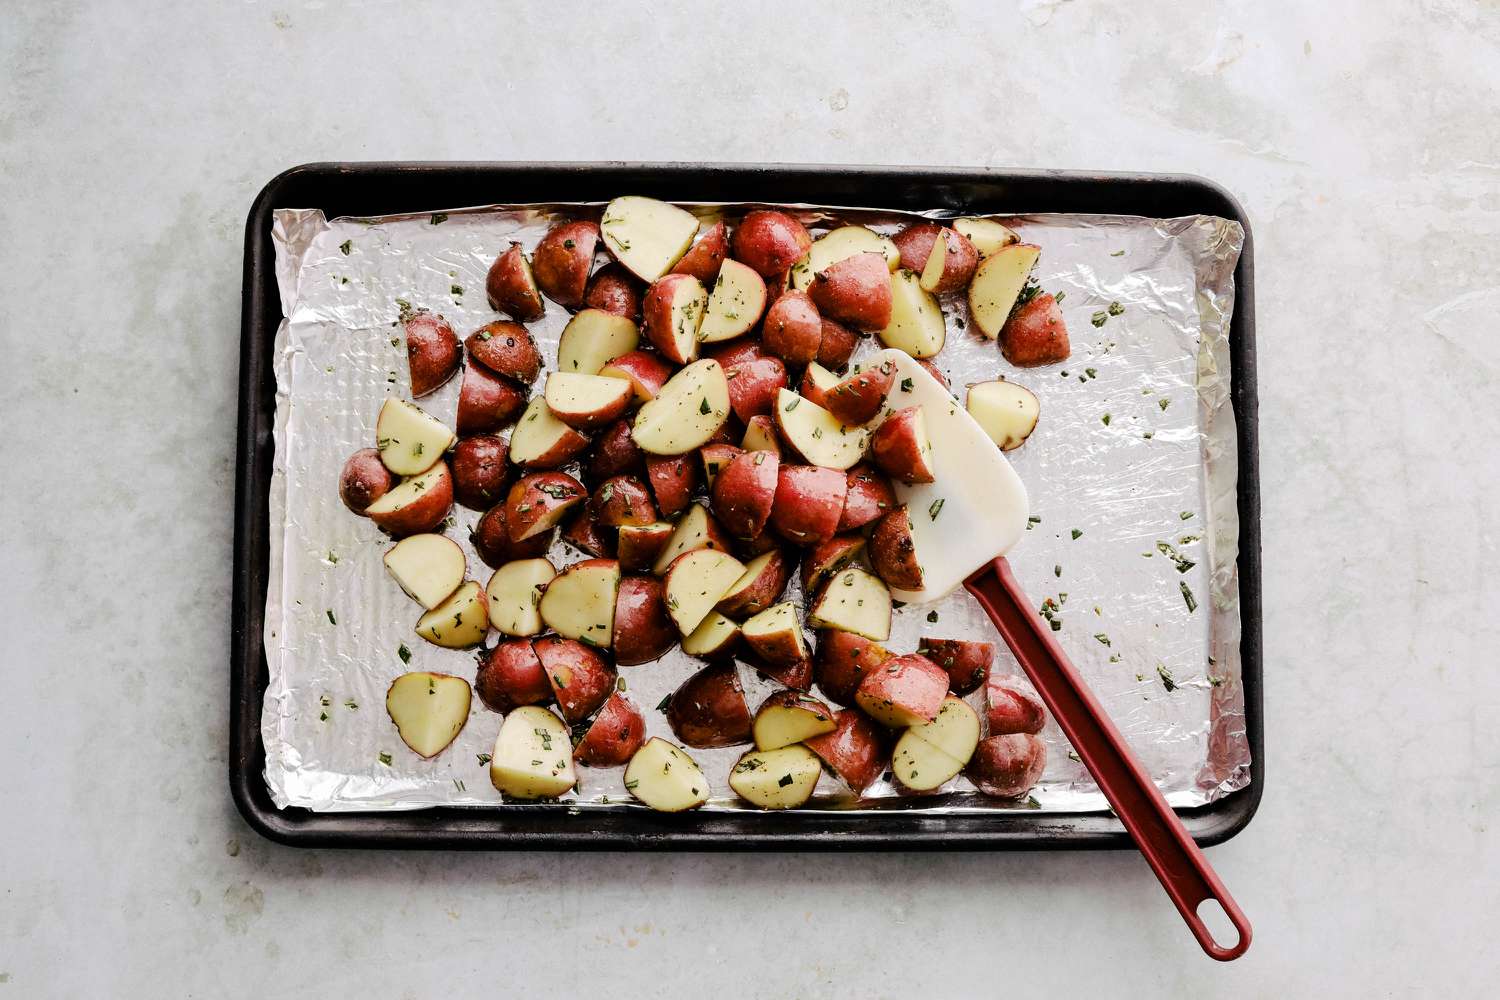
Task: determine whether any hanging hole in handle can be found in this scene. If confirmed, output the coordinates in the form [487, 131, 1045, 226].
[1195, 897, 1241, 952]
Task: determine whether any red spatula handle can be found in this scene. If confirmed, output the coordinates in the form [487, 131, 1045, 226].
[965, 557, 1251, 961]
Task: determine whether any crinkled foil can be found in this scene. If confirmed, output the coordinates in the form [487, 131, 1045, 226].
[263, 200, 1249, 813]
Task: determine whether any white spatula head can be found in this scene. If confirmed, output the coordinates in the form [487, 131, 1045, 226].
[873, 349, 1030, 603]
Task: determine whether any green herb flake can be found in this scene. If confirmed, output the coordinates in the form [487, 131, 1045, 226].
[1107, 301, 1124, 317]
[378, 751, 392, 766]
[326, 550, 338, 564]
[928, 498, 945, 520]
[1070, 528, 1083, 540]
[1091, 311, 1108, 328]
[1084, 368, 1097, 379]
[1094, 633, 1111, 647]
[655, 694, 672, 713]
[1179, 581, 1198, 613]
[325, 609, 337, 625]
[1156, 663, 1177, 692]
[699, 397, 711, 415]
[778, 774, 794, 788]
[429, 213, 448, 225]
[344, 698, 358, 711]
[1027, 515, 1041, 530]
[926, 610, 939, 623]
[1110, 249, 1126, 257]
[784, 397, 801, 412]
[476, 753, 492, 766]
[1054, 290, 1067, 303]
[338, 240, 352, 255]
[451, 285, 463, 296]
[1101, 413, 1111, 426]
[900, 378, 914, 392]
[1159, 398, 1170, 411]
[1180, 511, 1194, 521]
[397, 643, 412, 664]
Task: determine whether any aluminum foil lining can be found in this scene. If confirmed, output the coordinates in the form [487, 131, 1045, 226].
[263, 199, 1249, 813]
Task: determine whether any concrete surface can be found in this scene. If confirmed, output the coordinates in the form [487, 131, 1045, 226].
[2, 1, 1497, 996]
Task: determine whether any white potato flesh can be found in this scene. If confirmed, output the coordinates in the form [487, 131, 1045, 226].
[543, 372, 634, 424]
[953, 217, 1020, 258]
[892, 728, 967, 791]
[538, 561, 619, 647]
[632, 359, 730, 455]
[509, 396, 582, 465]
[907, 695, 981, 763]
[718, 550, 781, 608]
[365, 462, 451, 519]
[728, 744, 821, 809]
[968, 243, 1041, 338]
[376, 398, 455, 475]
[624, 737, 709, 812]
[652, 504, 726, 575]
[752, 696, 836, 751]
[414, 581, 489, 648]
[383, 533, 465, 609]
[681, 611, 740, 657]
[556, 309, 639, 375]
[664, 549, 746, 635]
[789, 226, 900, 290]
[698, 258, 766, 343]
[966, 379, 1040, 451]
[919, 232, 949, 292]
[803, 362, 840, 397]
[658, 275, 707, 362]
[489, 706, 577, 799]
[878, 269, 945, 359]
[741, 602, 808, 659]
[601, 196, 702, 282]
[807, 568, 891, 641]
[773, 389, 869, 470]
[740, 420, 782, 454]
[484, 557, 556, 637]
[385, 672, 472, 759]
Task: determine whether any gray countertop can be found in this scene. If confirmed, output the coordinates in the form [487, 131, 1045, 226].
[2, 2, 1496, 996]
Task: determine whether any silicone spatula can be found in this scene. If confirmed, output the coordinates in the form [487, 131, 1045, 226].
[873, 348, 1252, 961]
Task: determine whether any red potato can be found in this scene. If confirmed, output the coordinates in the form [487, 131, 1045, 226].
[855, 653, 949, 727]
[582, 262, 642, 320]
[825, 359, 896, 426]
[771, 464, 847, 545]
[531, 220, 600, 308]
[365, 462, 453, 537]
[740, 601, 808, 667]
[966, 733, 1047, 798]
[556, 310, 640, 378]
[715, 548, 793, 619]
[953, 217, 1020, 257]
[666, 660, 752, 748]
[651, 504, 734, 575]
[617, 521, 674, 573]
[698, 258, 768, 343]
[986, 675, 1047, 735]
[919, 227, 979, 294]
[916, 359, 949, 391]
[642, 273, 706, 365]
[809, 253, 892, 331]
[537, 558, 620, 648]
[469, 503, 551, 568]
[484, 557, 555, 637]
[403, 311, 461, 397]
[587, 418, 646, 483]
[838, 464, 896, 532]
[869, 407, 936, 484]
[725, 356, 789, 423]
[804, 709, 888, 793]
[339, 447, 395, 515]
[881, 269, 947, 359]
[544, 372, 634, 430]
[590, 475, 658, 528]
[450, 435, 511, 511]
[455, 362, 527, 435]
[916, 639, 995, 696]
[465, 321, 542, 385]
[699, 443, 744, 491]
[705, 337, 767, 369]
[509, 397, 590, 469]
[600, 196, 702, 282]
[663, 548, 746, 635]
[573, 691, 646, 767]
[712, 449, 779, 539]
[967, 379, 1040, 452]
[561, 506, 615, 558]
[486, 243, 545, 322]
[968, 243, 1042, 339]
[752, 689, 835, 750]
[747, 651, 814, 691]
[816, 318, 860, 371]
[807, 567, 891, 642]
[735, 528, 784, 560]
[868, 506, 924, 591]
[612, 574, 677, 665]
[631, 358, 731, 455]
[798, 363, 840, 410]
[645, 454, 697, 518]
[799, 534, 866, 596]
[740, 414, 782, 456]
[891, 224, 945, 275]
[731, 210, 812, 278]
[535, 634, 616, 722]
[760, 289, 823, 365]
[598, 350, 672, 405]
[681, 611, 742, 659]
[1001, 292, 1071, 367]
[671, 219, 729, 284]
[504, 471, 587, 541]
[375, 398, 454, 476]
[474, 639, 553, 714]
[814, 630, 891, 707]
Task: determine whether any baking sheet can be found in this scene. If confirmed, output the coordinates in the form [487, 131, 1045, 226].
[262, 200, 1248, 813]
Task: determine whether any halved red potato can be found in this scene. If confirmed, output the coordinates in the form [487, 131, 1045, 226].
[366, 461, 454, 537]
[561, 507, 615, 558]
[624, 737, 710, 811]
[538, 558, 619, 648]
[383, 533, 465, 609]
[825, 358, 896, 426]
[582, 262, 643, 320]
[574, 691, 647, 767]
[642, 273, 707, 364]
[590, 475, 657, 528]
[760, 289, 823, 364]
[893, 729, 966, 792]
[799, 533, 866, 596]
[403, 311, 461, 397]
[543, 372, 634, 430]
[415, 580, 489, 648]
[986, 674, 1047, 735]
[532, 219, 600, 308]
[666, 660, 752, 748]
[770, 464, 847, 545]
[450, 434, 510, 511]
[804, 709, 888, 793]
[698, 258, 767, 343]
[504, 471, 586, 541]
[891, 224, 944, 274]
[535, 634, 616, 722]
[474, 638, 552, 713]
[953, 217, 1020, 258]
[663, 548, 746, 635]
[601, 196, 701, 282]
[725, 356, 789, 423]
[466, 321, 542, 384]
[586, 418, 645, 483]
[878, 269, 945, 358]
[699, 442, 744, 492]
[456, 362, 527, 435]
[612, 574, 678, 665]
[740, 414, 782, 455]
[809, 252, 892, 331]
[557, 310, 640, 377]
[855, 652, 947, 727]
[807, 567, 891, 642]
[1001, 292, 1071, 367]
[645, 454, 696, 517]
[741, 601, 808, 667]
[813, 629, 892, 707]
[712, 449, 779, 539]
[489, 706, 576, 799]
[869, 406, 935, 484]
[748, 650, 814, 691]
[919, 638, 995, 696]
[484, 557, 555, 636]
[790, 225, 900, 291]
[682, 611, 741, 659]
[617, 521, 674, 573]
[798, 362, 840, 410]
[385, 671, 472, 758]
[470, 504, 551, 568]
[731, 210, 812, 278]
[598, 350, 673, 405]
[728, 744, 821, 809]
[773, 390, 869, 470]
[509, 396, 590, 469]
[868, 506, 923, 591]
[651, 504, 733, 575]
[816, 318, 860, 371]
[375, 398, 454, 476]
[906, 695, 981, 763]
[966, 379, 1040, 450]
[967, 733, 1047, 798]
[705, 336, 767, 369]
[486, 243, 546, 321]
[968, 243, 1041, 339]
[670, 219, 728, 284]
[919, 227, 979, 294]
[838, 464, 895, 532]
[339, 447, 395, 514]
[715, 549, 793, 619]
[631, 358, 730, 455]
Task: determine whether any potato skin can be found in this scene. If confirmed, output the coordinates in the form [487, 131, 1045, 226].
[808, 252, 892, 331]
[486, 243, 545, 321]
[804, 709, 888, 793]
[451, 435, 512, 511]
[855, 653, 948, 725]
[644, 454, 697, 518]
[986, 675, 1047, 735]
[918, 638, 995, 696]
[469, 503, 551, 568]
[816, 318, 860, 371]
[504, 472, 587, 542]
[617, 522, 673, 574]
[574, 691, 646, 766]
[339, 448, 396, 514]
[924, 228, 979, 293]
[825, 359, 896, 425]
[561, 507, 616, 558]
[869, 407, 935, 484]
[814, 630, 891, 707]
[403, 312, 461, 397]
[725, 356, 789, 423]
[532, 220, 600, 308]
[715, 548, 793, 619]
[770, 465, 847, 545]
[642, 273, 705, 365]
[671, 220, 728, 284]
[705, 337, 767, 370]
[1001, 292, 1071, 367]
[367, 463, 453, 537]
[868, 506, 923, 591]
[838, 464, 895, 532]
[599, 350, 672, 405]
[587, 418, 646, 485]
[590, 475, 658, 528]
[799, 534, 865, 596]
[760, 290, 822, 365]
[666, 660, 752, 748]
[456, 362, 528, 434]
[610, 574, 677, 665]
[748, 651, 814, 691]
[582, 262, 642, 320]
[474, 639, 552, 713]
[466, 321, 542, 385]
[731, 210, 812, 278]
[712, 450, 779, 539]
[891, 223, 943, 273]
[966, 733, 1046, 798]
[535, 634, 617, 722]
